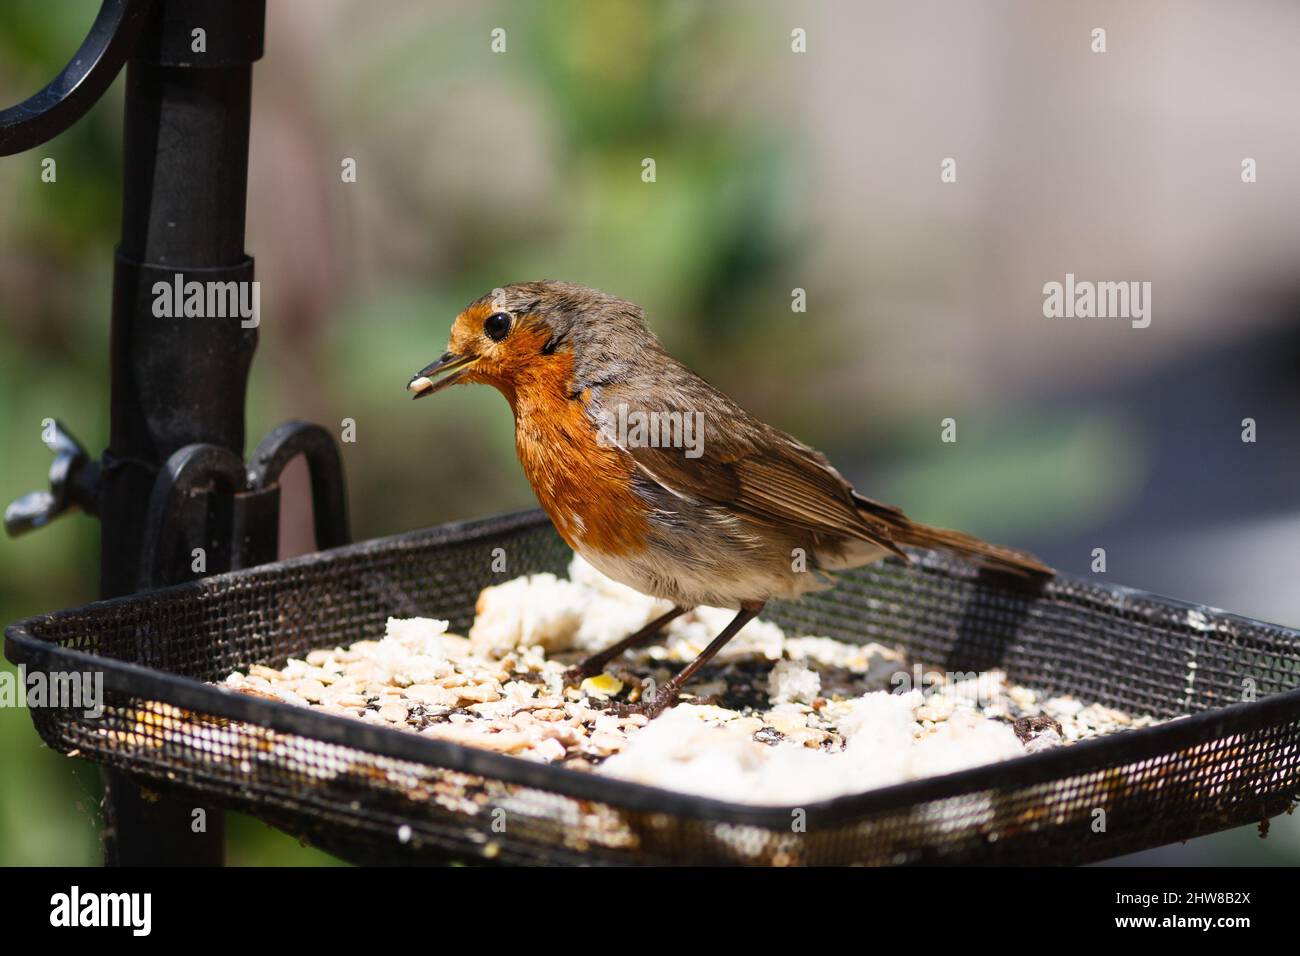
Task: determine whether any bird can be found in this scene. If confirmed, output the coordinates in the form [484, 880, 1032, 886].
[408, 281, 1052, 718]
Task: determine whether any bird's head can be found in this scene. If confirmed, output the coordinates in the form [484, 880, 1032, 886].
[407, 281, 652, 404]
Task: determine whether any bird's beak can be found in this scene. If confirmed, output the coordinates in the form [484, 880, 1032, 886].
[407, 352, 478, 399]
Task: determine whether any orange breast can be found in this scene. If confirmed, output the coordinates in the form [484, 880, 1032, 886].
[510, 355, 651, 557]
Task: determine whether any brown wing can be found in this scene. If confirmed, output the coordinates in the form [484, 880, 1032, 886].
[598, 378, 910, 560]
[598, 368, 1052, 579]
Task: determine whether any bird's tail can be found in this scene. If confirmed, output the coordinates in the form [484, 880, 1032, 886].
[888, 521, 1054, 578]
[853, 493, 1054, 579]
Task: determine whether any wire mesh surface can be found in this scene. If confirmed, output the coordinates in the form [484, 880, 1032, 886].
[7, 509, 1300, 865]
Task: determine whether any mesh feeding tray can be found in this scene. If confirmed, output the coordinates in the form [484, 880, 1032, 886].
[7, 509, 1300, 865]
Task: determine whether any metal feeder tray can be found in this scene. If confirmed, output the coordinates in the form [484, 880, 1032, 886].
[7, 509, 1300, 865]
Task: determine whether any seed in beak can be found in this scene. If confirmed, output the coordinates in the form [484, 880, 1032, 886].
[407, 352, 477, 399]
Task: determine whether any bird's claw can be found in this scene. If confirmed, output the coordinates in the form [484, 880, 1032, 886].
[604, 691, 674, 720]
[562, 663, 599, 687]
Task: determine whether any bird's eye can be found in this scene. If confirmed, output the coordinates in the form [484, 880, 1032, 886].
[484, 312, 512, 342]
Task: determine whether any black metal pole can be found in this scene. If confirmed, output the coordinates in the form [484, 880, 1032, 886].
[99, 0, 266, 867]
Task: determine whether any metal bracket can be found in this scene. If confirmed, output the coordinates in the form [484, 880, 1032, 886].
[137, 423, 351, 589]
[138, 443, 247, 590]
[248, 420, 351, 550]
[4, 421, 101, 536]
[0, 0, 155, 157]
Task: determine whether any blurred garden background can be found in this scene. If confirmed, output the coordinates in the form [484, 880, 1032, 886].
[3, 0, 1300, 865]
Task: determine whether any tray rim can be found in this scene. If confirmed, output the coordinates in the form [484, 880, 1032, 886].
[7, 508, 1300, 830]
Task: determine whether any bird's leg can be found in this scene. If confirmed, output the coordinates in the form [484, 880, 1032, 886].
[563, 605, 689, 685]
[609, 601, 764, 719]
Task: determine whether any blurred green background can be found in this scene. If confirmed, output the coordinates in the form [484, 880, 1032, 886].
[3, 0, 1299, 865]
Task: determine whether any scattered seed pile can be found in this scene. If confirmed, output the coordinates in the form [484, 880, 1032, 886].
[218, 556, 1160, 804]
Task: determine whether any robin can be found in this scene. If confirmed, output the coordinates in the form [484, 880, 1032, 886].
[409, 281, 1051, 718]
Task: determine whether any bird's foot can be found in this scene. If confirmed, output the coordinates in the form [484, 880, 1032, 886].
[604, 687, 678, 720]
[561, 660, 603, 687]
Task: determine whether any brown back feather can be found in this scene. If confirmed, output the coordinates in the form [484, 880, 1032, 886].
[601, 366, 1051, 579]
